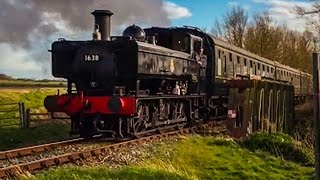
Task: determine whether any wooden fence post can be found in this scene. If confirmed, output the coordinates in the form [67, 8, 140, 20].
[19, 103, 28, 128]
[25, 109, 30, 128]
[22, 103, 26, 128]
[312, 52, 320, 179]
[18, 103, 24, 128]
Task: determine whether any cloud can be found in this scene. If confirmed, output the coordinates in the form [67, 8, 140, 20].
[251, 0, 316, 32]
[0, 0, 172, 79]
[163, 1, 192, 19]
[228, 1, 239, 7]
[0, 44, 42, 73]
[228, 1, 251, 11]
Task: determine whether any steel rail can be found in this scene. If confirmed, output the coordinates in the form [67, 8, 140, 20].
[0, 135, 102, 161]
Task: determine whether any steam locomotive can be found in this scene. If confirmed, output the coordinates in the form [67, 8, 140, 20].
[44, 10, 312, 139]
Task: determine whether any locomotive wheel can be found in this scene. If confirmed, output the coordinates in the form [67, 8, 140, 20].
[176, 102, 187, 130]
[79, 120, 95, 139]
[132, 103, 148, 138]
[177, 102, 186, 120]
[175, 123, 185, 130]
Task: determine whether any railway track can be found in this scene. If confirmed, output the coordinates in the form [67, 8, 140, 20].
[0, 138, 86, 161]
[0, 135, 114, 170]
[0, 135, 109, 162]
[0, 120, 227, 179]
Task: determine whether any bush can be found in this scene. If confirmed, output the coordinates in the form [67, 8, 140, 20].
[241, 132, 314, 166]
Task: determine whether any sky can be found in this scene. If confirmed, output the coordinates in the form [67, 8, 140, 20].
[0, 0, 317, 80]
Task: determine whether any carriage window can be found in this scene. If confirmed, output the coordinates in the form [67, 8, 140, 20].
[193, 39, 202, 54]
[244, 59, 247, 66]
[258, 64, 260, 70]
[267, 66, 269, 72]
[237, 56, 240, 64]
[250, 61, 253, 68]
[229, 53, 232, 62]
[271, 68, 274, 73]
[262, 65, 265, 71]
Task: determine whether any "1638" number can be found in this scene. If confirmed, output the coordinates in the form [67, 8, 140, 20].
[84, 54, 100, 61]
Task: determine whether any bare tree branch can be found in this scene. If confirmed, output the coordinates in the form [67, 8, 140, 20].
[211, 5, 248, 48]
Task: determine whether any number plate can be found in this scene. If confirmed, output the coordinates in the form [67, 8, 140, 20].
[84, 54, 100, 61]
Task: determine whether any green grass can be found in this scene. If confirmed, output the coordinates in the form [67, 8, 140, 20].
[0, 88, 66, 126]
[32, 136, 314, 180]
[240, 132, 314, 166]
[0, 88, 70, 150]
[0, 122, 70, 150]
[0, 88, 66, 109]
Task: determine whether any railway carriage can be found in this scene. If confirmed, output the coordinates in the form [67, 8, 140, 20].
[44, 10, 313, 139]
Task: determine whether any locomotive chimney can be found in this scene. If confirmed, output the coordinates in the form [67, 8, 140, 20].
[91, 10, 113, 41]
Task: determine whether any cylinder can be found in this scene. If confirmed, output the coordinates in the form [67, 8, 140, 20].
[91, 10, 113, 41]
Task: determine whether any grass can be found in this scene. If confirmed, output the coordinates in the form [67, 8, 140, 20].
[0, 88, 71, 150]
[0, 88, 66, 126]
[240, 132, 314, 166]
[0, 88, 66, 109]
[32, 135, 314, 180]
[0, 122, 70, 150]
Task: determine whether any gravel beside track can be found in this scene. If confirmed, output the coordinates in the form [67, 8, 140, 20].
[0, 137, 111, 168]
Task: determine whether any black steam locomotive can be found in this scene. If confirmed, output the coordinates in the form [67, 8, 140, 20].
[44, 10, 217, 138]
[44, 10, 312, 139]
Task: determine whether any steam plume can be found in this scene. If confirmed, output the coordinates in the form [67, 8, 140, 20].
[0, 0, 170, 78]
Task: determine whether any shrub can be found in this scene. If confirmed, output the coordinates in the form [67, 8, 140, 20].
[241, 132, 314, 166]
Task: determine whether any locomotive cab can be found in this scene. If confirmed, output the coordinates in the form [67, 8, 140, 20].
[144, 27, 206, 63]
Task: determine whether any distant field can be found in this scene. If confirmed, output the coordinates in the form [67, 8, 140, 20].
[0, 79, 66, 88]
[0, 88, 66, 109]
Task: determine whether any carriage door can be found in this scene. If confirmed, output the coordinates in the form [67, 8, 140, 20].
[216, 49, 222, 76]
[254, 62, 257, 75]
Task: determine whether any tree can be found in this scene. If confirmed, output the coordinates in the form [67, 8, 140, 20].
[212, 7, 313, 73]
[211, 5, 248, 48]
[296, 0, 320, 15]
[296, 0, 320, 49]
[296, 30, 314, 72]
[0, 73, 13, 80]
[243, 12, 283, 62]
